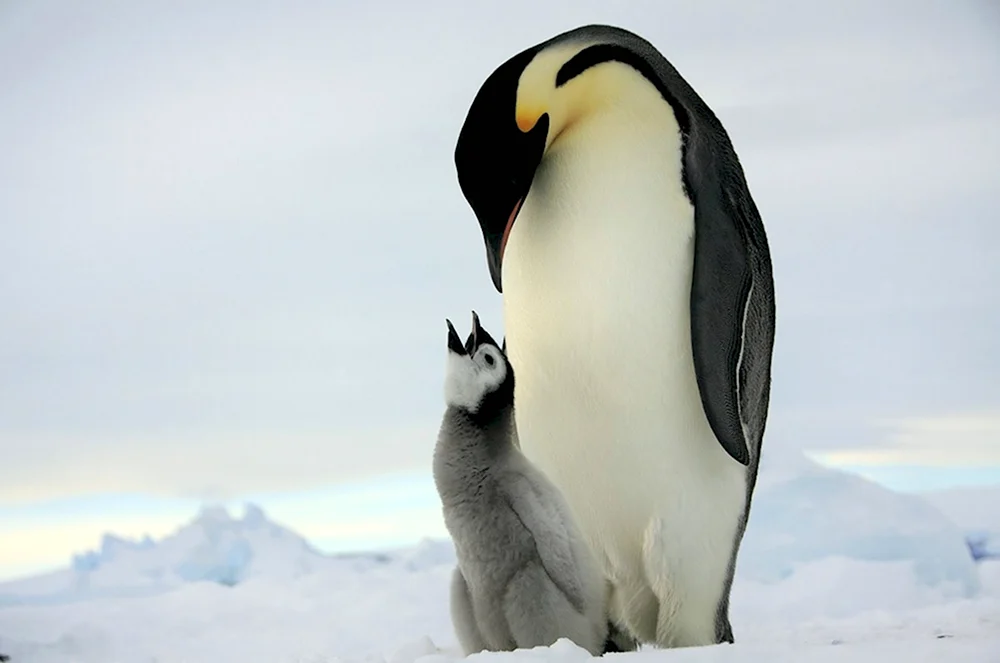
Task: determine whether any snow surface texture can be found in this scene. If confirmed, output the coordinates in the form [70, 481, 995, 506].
[1, 453, 998, 662]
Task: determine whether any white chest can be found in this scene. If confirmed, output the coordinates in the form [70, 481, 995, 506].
[501, 112, 746, 582]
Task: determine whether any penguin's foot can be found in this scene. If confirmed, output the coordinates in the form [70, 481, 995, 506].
[602, 621, 639, 655]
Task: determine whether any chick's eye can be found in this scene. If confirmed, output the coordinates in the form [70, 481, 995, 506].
[484, 353, 495, 366]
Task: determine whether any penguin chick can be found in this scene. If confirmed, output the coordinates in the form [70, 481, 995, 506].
[433, 312, 607, 656]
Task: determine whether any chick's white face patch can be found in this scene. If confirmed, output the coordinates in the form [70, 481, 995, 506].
[444, 345, 507, 412]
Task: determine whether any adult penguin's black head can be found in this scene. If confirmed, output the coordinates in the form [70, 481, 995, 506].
[454, 45, 549, 292]
[454, 25, 689, 292]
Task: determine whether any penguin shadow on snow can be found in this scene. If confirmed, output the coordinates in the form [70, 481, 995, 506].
[432, 312, 632, 656]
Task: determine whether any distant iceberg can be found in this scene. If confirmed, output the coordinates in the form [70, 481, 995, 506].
[920, 486, 1000, 562]
[0, 451, 987, 610]
[0, 503, 332, 607]
[737, 447, 980, 598]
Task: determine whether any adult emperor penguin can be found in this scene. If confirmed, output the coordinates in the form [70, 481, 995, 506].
[453, 25, 776, 649]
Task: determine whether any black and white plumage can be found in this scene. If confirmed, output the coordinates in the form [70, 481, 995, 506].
[433, 313, 607, 656]
[453, 25, 776, 648]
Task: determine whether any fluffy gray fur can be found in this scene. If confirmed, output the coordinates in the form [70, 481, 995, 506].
[433, 315, 607, 655]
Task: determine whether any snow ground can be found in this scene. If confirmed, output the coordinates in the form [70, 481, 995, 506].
[0, 547, 997, 663]
[1, 456, 999, 662]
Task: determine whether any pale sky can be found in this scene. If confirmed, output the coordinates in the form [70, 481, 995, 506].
[1, 0, 998, 580]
